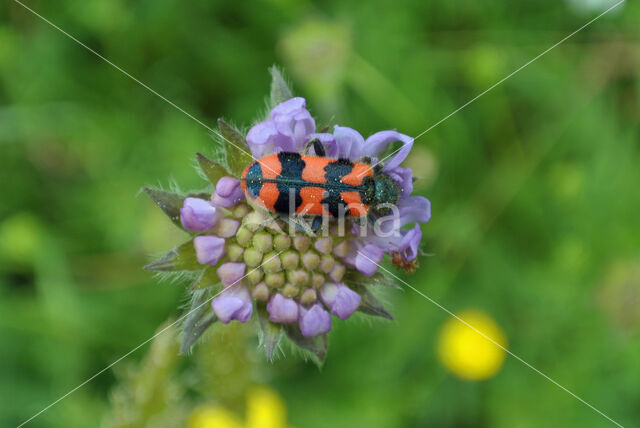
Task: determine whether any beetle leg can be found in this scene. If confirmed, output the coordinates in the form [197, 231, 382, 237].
[304, 138, 326, 157]
[357, 156, 383, 173]
[310, 216, 323, 233]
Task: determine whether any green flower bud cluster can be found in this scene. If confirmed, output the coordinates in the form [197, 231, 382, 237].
[225, 205, 352, 304]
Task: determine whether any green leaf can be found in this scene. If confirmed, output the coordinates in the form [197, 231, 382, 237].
[180, 289, 218, 354]
[217, 118, 252, 176]
[343, 270, 400, 289]
[283, 324, 327, 366]
[354, 284, 394, 320]
[144, 240, 202, 271]
[142, 187, 185, 229]
[196, 152, 230, 185]
[257, 303, 282, 360]
[190, 266, 221, 290]
[269, 65, 293, 106]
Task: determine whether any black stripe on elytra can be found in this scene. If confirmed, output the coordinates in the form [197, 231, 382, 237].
[244, 161, 263, 198]
[273, 152, 305, 213]
[323, 158, 354, 217]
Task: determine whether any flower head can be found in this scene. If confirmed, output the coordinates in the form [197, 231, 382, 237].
[144, 68, 431, 363]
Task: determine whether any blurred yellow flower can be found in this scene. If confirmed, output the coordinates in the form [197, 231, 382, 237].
[188, 386, 289, 428]
[188, 406, 243, 428]
[246, 386, 287, 428]
[437, 309, 507, 381]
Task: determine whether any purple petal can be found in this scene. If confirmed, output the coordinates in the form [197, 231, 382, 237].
[298, 304, 332, 337]
[212, 177, 245, 208]
[386, 166, 413, 198]
[333, 126, 365, 160]
[354, 243, 384, 277]
[398, 224, 422, 261]
[368, 223, 422, 259]
[270, 97, 306, 118]
[320, 283, 362, 320]
[398, 196, 431, 226]
[246, 121, 280, 158]
[180, 197, 219, 233]
[363, 130, 413, 159]
[307, 133, 339, 158]
[361, 130, 414, 171]
[211, 286, 253, 323]
[247, 97, 316, 157]
[217, 262, 246, 286]
[267, 294, 299, 323]
[193, 235, 226, 266]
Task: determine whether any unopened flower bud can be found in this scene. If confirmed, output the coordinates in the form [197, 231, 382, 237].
[302, 253, 320, 270]
[226, 244, 244, 262]
[193, 235, 225, 266]
[294, 235, 311, 252]
[252, 282, 270, 301]
[311, 273, 325, 288]
[320, 282, 361, 320]
[333, 240, 350, 258]
[243, 210, 268, 232]
[300, 288, 317, 304]
[267, 293, 298, 323]
[281, 251, 299, 270]
[214, 218, 240, 238]
[299, 304, 331, 337]
[314, 236, 333, 254]
[262, 251, 282, 273]
[289, 269, 309, 287]
[329, 263, 346, 282]
[273, 234, 291, 251]
[265, 272, 285, 288]
[217, 262, 246, 286]
[246, 268, 263, 285]
[212, 177, 244, 208]
[180, 197, 219, 233]
[252, 232, 273, 252]
[211, 285, 253, 323]
[243, 248, 263, 268]
[283, 283, 299, 297]
[235, 226, 253, 247]
[320, 255, 335, 273]
[233, 204, 250, 218]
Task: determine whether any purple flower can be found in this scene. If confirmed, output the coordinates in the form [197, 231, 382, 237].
[180, 197, 219, 233]
[211, 285, 253, 323]
[246, 97, 315, 158]
[353, 243, 384, 277]
[320, 283, 362, 320]
[217, 262, 246, 286]
[267, 293, 299, 323]
[212, 177, 245, 208]
[372, 223, 422, 261]
[397, 196, 431, 225]
[193, 235, 226, 266]
[299, 304, 332, 337]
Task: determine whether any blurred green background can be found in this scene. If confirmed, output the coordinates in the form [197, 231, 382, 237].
[1, 0, 639, 426]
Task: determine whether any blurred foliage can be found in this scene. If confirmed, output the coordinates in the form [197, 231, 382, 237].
[1, 0, 640, 427]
